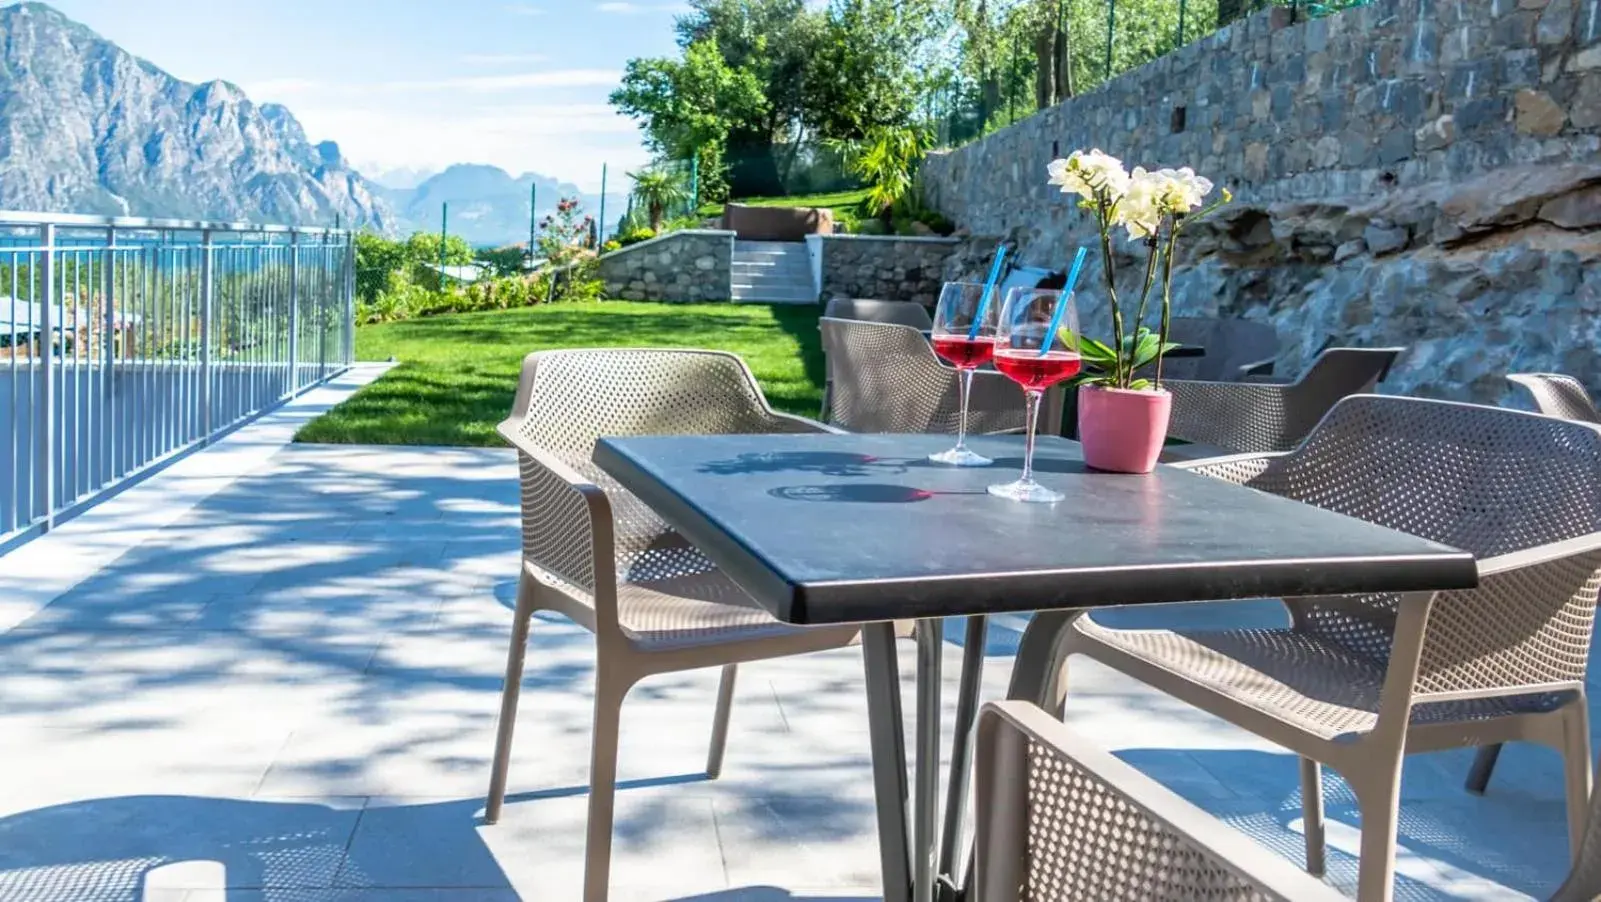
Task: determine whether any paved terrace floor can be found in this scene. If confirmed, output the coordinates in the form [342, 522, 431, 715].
[0, 364, 1592, 902]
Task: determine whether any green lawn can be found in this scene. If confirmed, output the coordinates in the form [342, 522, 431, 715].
[697, 188, 869, 218]
[295, 302, 826, 446]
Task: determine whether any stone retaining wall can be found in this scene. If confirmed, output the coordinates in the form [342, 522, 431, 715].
[814, 235, 960, 305]
[921, 0, 1601, 405]
[597, 230, 734, 303]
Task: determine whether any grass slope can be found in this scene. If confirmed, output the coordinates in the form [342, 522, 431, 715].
[697, 188, 869, 218]
[296, 302, 826, 447]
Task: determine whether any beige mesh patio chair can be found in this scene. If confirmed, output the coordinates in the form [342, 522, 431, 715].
[1510, 373, 1601, 423]
[1161, 346, 1403, 461]
[483, 348, 863, 902]
[1055, 395, 1601, 902]
[820, 317, 1049, 434]
[1469, 372, 1601, 795]
[1157, 316, 1280, 382]
[819, 299, 935, 419]
[973, 700, 1348, 902]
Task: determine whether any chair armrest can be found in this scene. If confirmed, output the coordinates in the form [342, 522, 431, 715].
[1236, 356, 1277, 379]
[974, 702, 1346, 902]
[1168, 451, 1287, 485]
[763, 410, 847, 435]
[496, 418, 614, 590]
[1476, 531, 1601, 578]
[1411, 533, 1601, 698]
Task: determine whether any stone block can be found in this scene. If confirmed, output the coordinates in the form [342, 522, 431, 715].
[1516, 89, 1568, 133]
[1570, 45, 1601, 71]
[1537, 0, 1575, 43]
[1539, 185, 1601, 227]
[1364, 222, 1410, 255]
[1572, 73, 1601, 127]
[1503, 48, 1544, 86]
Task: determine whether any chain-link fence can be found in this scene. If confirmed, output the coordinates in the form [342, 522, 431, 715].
[926, 0, 1370, 147]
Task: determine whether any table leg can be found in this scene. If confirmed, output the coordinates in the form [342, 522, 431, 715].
[1005, 609, 1084, 705]
[862, 621, 912, 902]
[914, 619, 944, 902]
[936, 616, 987, 902]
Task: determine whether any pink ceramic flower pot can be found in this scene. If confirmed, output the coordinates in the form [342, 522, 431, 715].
[1077, 385, 1172, 474]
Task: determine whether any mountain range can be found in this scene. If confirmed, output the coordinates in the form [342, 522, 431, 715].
[0, 2, 393, 229]
[0, 1, 625, 244]
[376, 164, 628, 248]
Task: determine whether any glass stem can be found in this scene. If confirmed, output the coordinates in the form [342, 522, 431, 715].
[1021, 389, 1042, 485]
[954, 366, 975, 451]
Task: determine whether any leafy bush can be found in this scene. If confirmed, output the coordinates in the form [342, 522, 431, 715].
[617, 226, 657, 247]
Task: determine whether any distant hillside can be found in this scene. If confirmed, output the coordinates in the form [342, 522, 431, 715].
[380, 164, 628, 247]
[0, 1, 393, 229]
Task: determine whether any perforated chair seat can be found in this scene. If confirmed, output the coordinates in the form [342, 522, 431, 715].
[1075, 618, 1576, 742]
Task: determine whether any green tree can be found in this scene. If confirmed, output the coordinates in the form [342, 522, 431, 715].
[802, 0, 949, 140]
[627, 168, 691, 232]
[610, 37, 768, 202]
[831, 125, 930, 227]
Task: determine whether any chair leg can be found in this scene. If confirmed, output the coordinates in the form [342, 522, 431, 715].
[1561, 703, 1594, 864]
[1464, 743, 1502, 795]
[706, 663, 738, 779]
[1352, 768, 1405, 902]
[1300, 757, 1327, 878]
[484, 575, 540, 825]
[583, 673, 630, 902]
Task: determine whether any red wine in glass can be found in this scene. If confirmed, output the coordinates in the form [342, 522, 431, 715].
[932, 335, 997, 369]
[993, 348, 1082, 391]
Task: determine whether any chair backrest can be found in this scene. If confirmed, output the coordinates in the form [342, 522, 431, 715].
[509, 348, 781, 459]
[973, 701, 1345, 902]
[504, 349, 787, 594]
[822, 298, 934, 330]
[1160, 317, 1279, 381]
[1508, 373, 1601, 424]
[1237, 394, 1601, 668]
[819, 318, 965, 433]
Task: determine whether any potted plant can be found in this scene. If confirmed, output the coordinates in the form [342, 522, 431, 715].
[1046, 149, 1230, 473]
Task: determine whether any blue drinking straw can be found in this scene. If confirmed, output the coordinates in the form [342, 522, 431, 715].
[968, 245, 1008, 340]
[1040, 246, 1088, 356]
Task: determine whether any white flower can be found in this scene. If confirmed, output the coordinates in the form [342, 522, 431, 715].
[1046, 149, 1131, 202]
[1116, 167, 1164, 240]
[1148, 167, 1215, 215]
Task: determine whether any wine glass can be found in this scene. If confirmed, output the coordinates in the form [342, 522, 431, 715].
[988, 286, 1081, 503]
[928, 281, 1000, 467]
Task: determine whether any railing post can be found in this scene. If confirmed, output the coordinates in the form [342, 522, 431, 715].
[343, 232, 355, 367]
[288, 230, 300, 394]
[102, 227, 115, 484]
[38, 224, 55, 530]
[199, 229, 213, 442]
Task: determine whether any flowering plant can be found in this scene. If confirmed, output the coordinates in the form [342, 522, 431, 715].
[1047, 149, 1231, 390]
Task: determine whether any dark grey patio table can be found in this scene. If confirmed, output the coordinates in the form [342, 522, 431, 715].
[592, 431, 1478, 902]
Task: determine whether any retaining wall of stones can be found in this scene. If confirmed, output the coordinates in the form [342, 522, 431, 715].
[598, 230, 734, 303]
[922, 0, 1601, 405]
[813, 235, 960, 305]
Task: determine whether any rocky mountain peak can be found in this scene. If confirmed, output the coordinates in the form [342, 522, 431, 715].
[0, 1, 394, 231]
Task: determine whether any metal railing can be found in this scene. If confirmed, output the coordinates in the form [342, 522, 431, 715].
[0, 212, 355, 550]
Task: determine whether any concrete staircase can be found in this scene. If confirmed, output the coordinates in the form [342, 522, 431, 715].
[730, 241, 817, 304]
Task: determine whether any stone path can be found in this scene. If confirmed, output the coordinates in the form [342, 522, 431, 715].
[0, 367, 1587, 900]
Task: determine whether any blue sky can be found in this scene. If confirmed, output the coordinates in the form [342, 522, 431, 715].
[45, 0, 689, 190]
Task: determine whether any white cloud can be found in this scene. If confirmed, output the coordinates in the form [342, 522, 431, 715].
[294, 102, 651, 190]
[460, 52, 549, 66]
[596, 1, 689, 12]
[245, 69, 620, 101]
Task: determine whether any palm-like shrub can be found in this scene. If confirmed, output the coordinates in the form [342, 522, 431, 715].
[627, 168, 691, 231]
